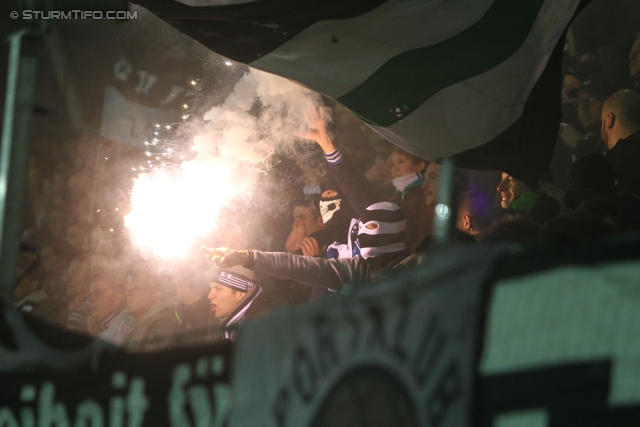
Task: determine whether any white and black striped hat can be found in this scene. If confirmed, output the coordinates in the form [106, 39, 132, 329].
[215, 265, 257, 292]
[357, 202, 406, 259]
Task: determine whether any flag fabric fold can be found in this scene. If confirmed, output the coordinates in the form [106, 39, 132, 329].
[132, 0, 583, 183]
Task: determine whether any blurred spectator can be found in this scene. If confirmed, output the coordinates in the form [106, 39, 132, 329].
[208, 265, 275, 342]
[170, 265, 213, 347]
[555, 61, 605, 188]
[570, 0, 640, 84]
[457, 191, 492, 237]
[15, 246, 66, 326]
[561, 61, 604, 134]
[389, 148, 426, 194]
[601, 89, 640, 195]
[285, 196, 332, 257]
[570, 75, 614, 159]
[388, 147, 429, 248]
[421, 163, 440, 209]
[86, 259, 136, 346]
[124, 264, 180, 352]
[496, 173, 531, 209]
[420, 162, 443, 235]
[65, 256, 91, 333]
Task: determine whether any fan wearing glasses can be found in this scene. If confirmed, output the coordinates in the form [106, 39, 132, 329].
[568, 74, 614, 160]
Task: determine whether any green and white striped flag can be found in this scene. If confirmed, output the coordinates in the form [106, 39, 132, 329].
[133, 0, 582, 183]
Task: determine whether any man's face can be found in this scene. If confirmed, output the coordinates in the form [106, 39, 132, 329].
[497, 173, 530, 209]
[576, 89, 606, 132]
[421, 163, 440, 206]
[208, 283, 244, 319]
[90, 278, 125, 322]
[125, 274, 161, 319]
[562, 74, 581, 103]
[293, 206, 323, 237]
[388, 152, 425, 179]
[630, 39, 640, 79]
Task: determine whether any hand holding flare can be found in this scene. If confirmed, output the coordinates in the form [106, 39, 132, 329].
[201, 246, 249, 268]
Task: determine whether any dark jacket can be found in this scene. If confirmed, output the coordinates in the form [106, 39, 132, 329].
[168, 295, 212, 348]
[246, 250, 413, 293]
[605, 130, 640, 195]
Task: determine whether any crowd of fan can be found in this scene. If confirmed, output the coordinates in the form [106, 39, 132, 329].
[12, 12, 640, 351]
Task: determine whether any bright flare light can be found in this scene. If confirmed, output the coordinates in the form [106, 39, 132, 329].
[125, 163, 237, 258]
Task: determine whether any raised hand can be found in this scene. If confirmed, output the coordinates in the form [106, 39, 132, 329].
[294, 106, 336, 153]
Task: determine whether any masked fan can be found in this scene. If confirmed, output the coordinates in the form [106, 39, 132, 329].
[204, 202, 414, 294]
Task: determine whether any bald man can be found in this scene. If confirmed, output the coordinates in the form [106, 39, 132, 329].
[601, 90, 640, 195]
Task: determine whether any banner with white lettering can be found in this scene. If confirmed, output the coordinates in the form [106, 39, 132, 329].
[230, 245, 503, 427]
[0, 312, 233, 427]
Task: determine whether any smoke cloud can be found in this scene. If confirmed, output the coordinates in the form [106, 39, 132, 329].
[125, 68, 331, 259]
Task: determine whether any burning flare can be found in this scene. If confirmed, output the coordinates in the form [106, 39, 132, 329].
[125, 161, 237, 258]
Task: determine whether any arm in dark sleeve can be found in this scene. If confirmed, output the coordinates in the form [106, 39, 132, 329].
[249, 250, 366, 291]
[325, 147, 380, 216]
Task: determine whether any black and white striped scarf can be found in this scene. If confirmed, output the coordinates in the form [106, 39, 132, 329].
[219, 285, 263, 341]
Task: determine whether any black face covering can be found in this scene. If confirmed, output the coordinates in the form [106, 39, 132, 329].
[318, 193, 356, 244]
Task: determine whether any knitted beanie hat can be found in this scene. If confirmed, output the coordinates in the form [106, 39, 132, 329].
[215, 265, 257, 292]
[356, 202, 406, 259]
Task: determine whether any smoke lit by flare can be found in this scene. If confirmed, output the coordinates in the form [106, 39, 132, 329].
[124, 161, 237, 258]
[124, 66, 329, 258]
